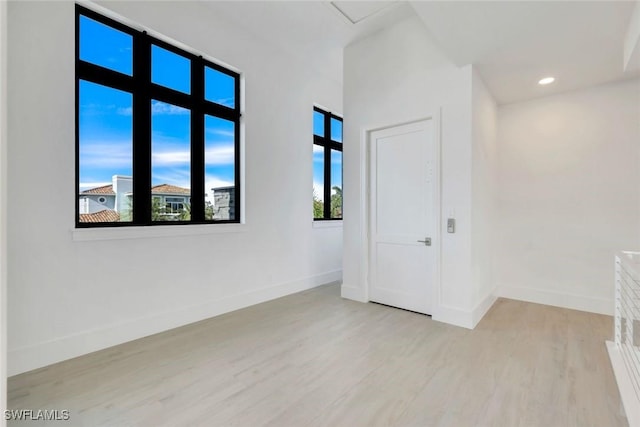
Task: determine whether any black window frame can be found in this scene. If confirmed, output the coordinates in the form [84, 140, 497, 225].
[313, 106, 343, 221]
[75, 5, 241, 228]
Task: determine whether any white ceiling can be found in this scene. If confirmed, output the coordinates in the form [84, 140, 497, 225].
[200, 1, 640, 105]
[200, 1, 415, 85]
[411, 1, 640, 104]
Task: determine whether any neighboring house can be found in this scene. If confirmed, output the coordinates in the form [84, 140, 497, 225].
[78, 175, 132, 222]
[151, 184, 191, 219]
[79, 176, 192, 222]
[211, 186, 235, 221]
[79, 210, 121, 223]
[79, 176, 236, 223]
[78, 184, 116, 215]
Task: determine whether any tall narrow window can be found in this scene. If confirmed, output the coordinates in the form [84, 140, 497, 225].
[76, 5, 241, 226]
[313, 107, 343, 220]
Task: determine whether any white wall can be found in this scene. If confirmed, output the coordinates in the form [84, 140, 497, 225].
[7, 1, 342, 375]
[495, 78, 640, 314]
[1, 0, 7, 419]
[342, 16, 487, 328]
[470, 68, 498, 321]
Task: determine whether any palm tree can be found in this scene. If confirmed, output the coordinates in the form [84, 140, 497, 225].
[330, 186, 342, 218]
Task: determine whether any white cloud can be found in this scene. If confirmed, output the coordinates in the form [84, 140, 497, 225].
[313, 181, 324, 201]
[79, 181, 111, 192]
[151, 101, 189, 115]
[211, 97, 234, 107]
[79, 141, 132, 168]
[152, 151, 190, 166]
[152, 168, 190, 190]
[205, 175, 234, 201]
[117, 106, 132, 116]
[205, 145, 234, 165]
[206, 128, 234, 138]
[116, 101, 188, 116]
[149, 145, 234, 167]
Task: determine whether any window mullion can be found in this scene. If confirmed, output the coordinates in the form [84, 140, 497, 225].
[78, 61, 134, 92]
[132, 32, 152, 225]
[191, 58, 205, 222]
[323, 114, 331, 219]
[77, 6, 240, 227]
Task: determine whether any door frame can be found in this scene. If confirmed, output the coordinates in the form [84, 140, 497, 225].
[359, 112, 442, 312]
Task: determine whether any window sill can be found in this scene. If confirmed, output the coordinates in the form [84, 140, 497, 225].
[72, 223, 247, 242]
[313, 220, 343, 229]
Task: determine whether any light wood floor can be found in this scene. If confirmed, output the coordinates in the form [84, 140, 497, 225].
[8, 284, 626, 427]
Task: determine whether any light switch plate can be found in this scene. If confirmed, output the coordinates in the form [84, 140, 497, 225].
[447, 218, 455, 233]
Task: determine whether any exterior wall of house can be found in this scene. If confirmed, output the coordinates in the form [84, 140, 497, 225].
[113, 175, 132, 214]
[213, 187, 235, 220]
[79, 195, 116, 214]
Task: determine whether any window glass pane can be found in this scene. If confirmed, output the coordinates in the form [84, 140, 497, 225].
[78, 80, 133, 223]
[331, 117, 342, 143]
[205, 115, 236, 220]
[313, 144, 325, 219]
[152, 45, 191, 94]
[79, 16, 132, 75]
[205, 67, 235, 108]
[151, 101, 191, 221]
[330, 149, 342, 219]
[313, 111, 324, 137]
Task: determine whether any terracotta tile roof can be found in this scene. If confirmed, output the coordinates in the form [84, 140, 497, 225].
[152, 184, 191, 195]
[81, 184, 189, 196]
[79, 210, 121, 223]
[80, 185, 115, 195]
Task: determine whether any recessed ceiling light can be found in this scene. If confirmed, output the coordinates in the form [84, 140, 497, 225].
[538, 77, 555, 85]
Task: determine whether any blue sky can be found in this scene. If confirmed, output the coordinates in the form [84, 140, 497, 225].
[79, 15, 235, 200]
[313, 112, 342, 201]
[79, 14, 341, 203]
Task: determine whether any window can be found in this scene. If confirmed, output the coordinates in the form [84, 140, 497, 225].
[313, 107, 343, 220]
[76, 6, 240, 227]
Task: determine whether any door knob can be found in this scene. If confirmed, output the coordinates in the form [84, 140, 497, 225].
[417, 238, 431, 246]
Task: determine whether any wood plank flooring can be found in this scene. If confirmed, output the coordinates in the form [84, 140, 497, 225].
[8, 284, 627, 427]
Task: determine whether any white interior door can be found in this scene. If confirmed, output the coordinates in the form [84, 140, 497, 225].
[369, 119, 437, 314]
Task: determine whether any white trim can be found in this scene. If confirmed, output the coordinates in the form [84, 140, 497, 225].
[72, 223, 248, 242]
[313, 220, 343, 229]
[433, 109, 443, 318]
[359, 112, 442, 316]
[432, 304, 475, 330]
[607, 340, 640, 427]
[471, 291, 497, 327]
[8, 270, 342, 376]
[358, 124, 370, 302]
[341, 285, 366, 302]
[497, 285, 613, 315]
[431, 291, 497, 330]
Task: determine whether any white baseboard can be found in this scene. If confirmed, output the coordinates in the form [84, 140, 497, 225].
[606, 341, 640, 427]
[432, 305, 475, 329]
[497, 285, 613, 316]
[341, 285, 366, 302]
[8, 270, 342, 377]
[472, 291, 498, 327]
[432, 291, 497, 330]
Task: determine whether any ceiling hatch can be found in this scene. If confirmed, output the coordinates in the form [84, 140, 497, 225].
[330, 1, 399, 25]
